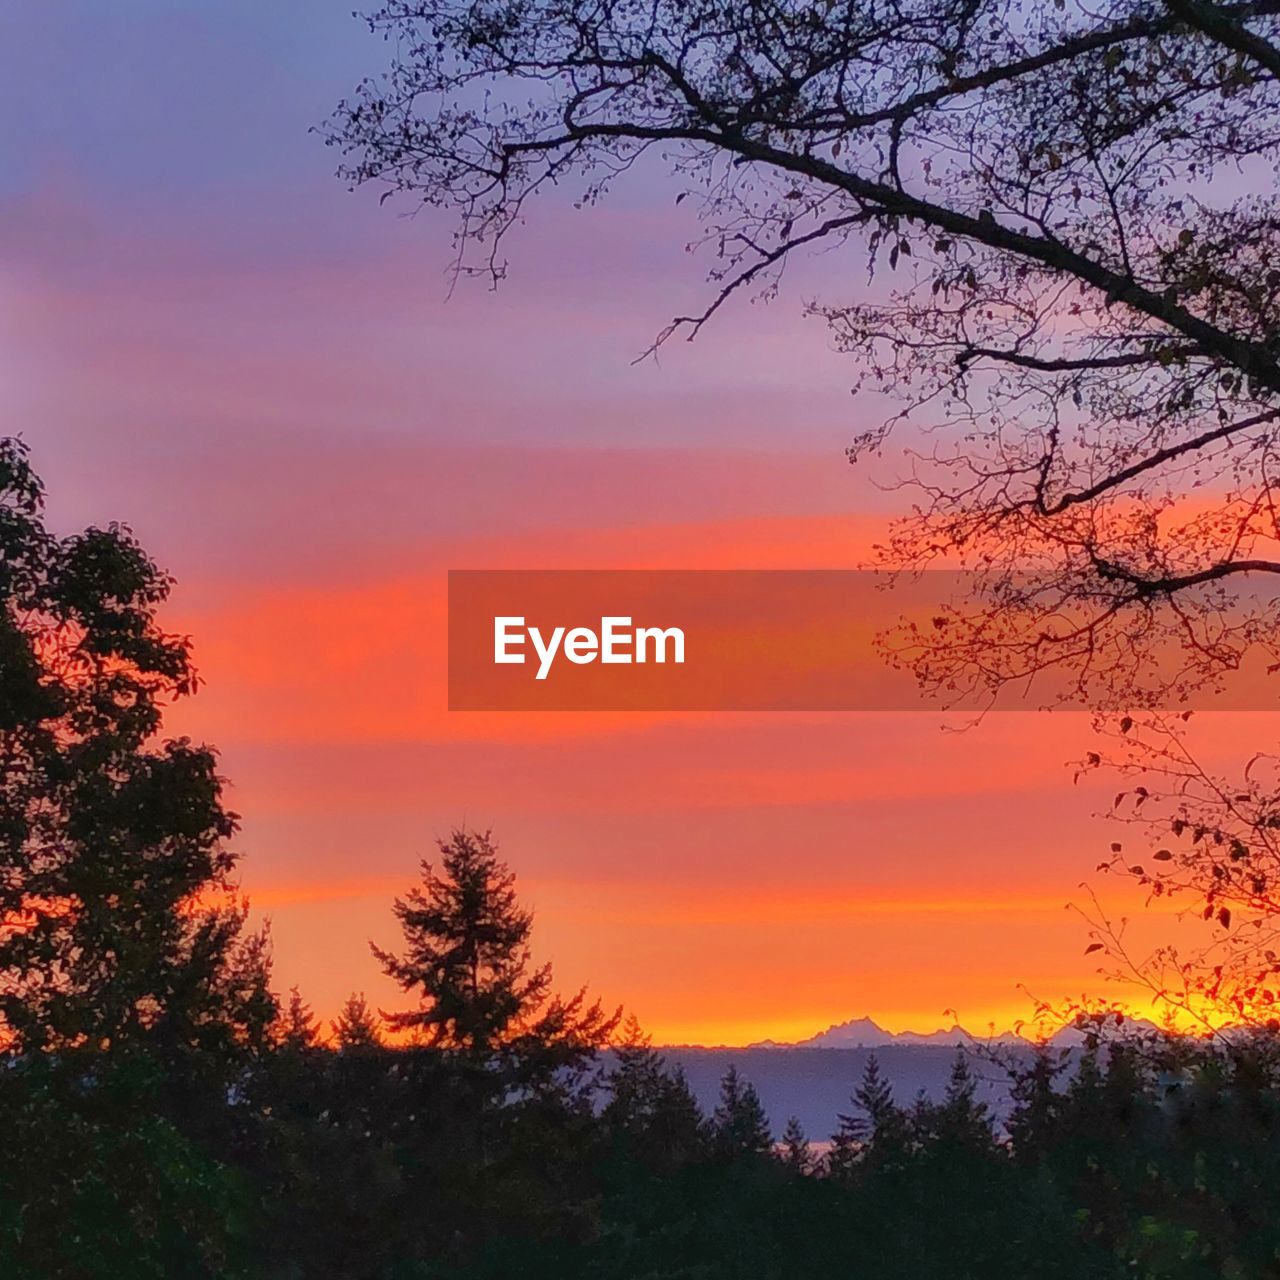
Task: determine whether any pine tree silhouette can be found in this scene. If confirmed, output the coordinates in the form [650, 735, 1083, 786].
[712, 1065, 771, 1158]
[332, 992, 383, 1050]
[779, 1116, 812, 1174]
[854, 1053, 896, 1132]
[829, 1053, 908, 1177]
[277, 987, 321, 1051]
[372, 828, 618, 1085]
[923, 1049, 993, 1151]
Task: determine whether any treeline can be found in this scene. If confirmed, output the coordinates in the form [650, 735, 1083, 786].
[3, 438, 1280, 1278]
[5, 833, 1280, 1279]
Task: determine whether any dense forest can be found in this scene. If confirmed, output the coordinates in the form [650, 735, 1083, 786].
[2, 435, 1280, 1279]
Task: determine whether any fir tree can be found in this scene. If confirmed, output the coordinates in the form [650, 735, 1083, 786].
[831, 1053, 908, 1175]
[603, 1015, 667, 1130]
[1007, 1047, 1066, 1162]
[779, 1116, 812, 1174]
[276, 987, 320, 1051]
[854, 1054, 896, 1135]
[332, 992, 383, 1050]
[372, 829, 618, 1075]
[652, 1065, 709, 1168]
[826, 1105, 862, 1180]
[372, 829, 541, 1054]
[603, 1016, 706, 1170]
[712, 1065, 771, 1158]
[937, 1049, 992, 1146]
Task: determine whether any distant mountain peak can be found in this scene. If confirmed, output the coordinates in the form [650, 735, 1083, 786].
[743, 1012, 1176, 1052]
[800, 1016, 894, 1048]
[748, 1015, 1027, 1050]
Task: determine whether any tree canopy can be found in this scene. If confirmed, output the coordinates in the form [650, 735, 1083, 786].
[0, 437, 272, 1060]
[328, 0, 1280, 706]
[373, 828, 619, 1072]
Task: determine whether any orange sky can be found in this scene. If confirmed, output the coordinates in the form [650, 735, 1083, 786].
[158, 501, 1269, 1044]
[6, 1, 1277, 1045]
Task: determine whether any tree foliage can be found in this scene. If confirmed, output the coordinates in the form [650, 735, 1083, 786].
[327, 0, 1280, 708]
[333, 990, 384, 1050]
[0, 436, 273, 1062]
[711, 1063, 773, 1157]
[1068, 711, 1280, 1032]
[372, 827, 619, 1076]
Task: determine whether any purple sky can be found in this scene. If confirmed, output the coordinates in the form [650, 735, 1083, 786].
[0, 1, 1227, 1043]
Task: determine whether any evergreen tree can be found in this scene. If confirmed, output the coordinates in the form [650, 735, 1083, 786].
[779, 1115, 811, 1174]
[936, 1049, 992, 1147]
[826, 1102, 864, 1180]
[853, 1053, 896, 1136]
[373, 828, 618, 1074]
[373, 828, 543, 1051]
[829, 1053, 908, 1176]
[945, 1050, 976, 1106]
[0, 437, 273, 1061]
[332, 991, 383, 1050]
[276, 987, 321, 1051]
[1007, 1047, 1066, 1162]
[604, 1016, 705, 1170]
[603, 1015, 667, 1130]
[650, 1064, 708, 1169]
[711, 1065, 771, 1158]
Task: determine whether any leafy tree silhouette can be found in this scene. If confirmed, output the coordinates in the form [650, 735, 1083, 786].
[329, 0, 1280, 710]
[0, 436, 274, 1063]
[0, 438, 273, 1277]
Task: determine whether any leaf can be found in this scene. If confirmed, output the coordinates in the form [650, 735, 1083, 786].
[1153, 849, 1173, 861]
[1084, 942, 1104, 954]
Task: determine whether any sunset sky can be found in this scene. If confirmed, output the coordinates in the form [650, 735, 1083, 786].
[2, 0, 1260, 1045]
